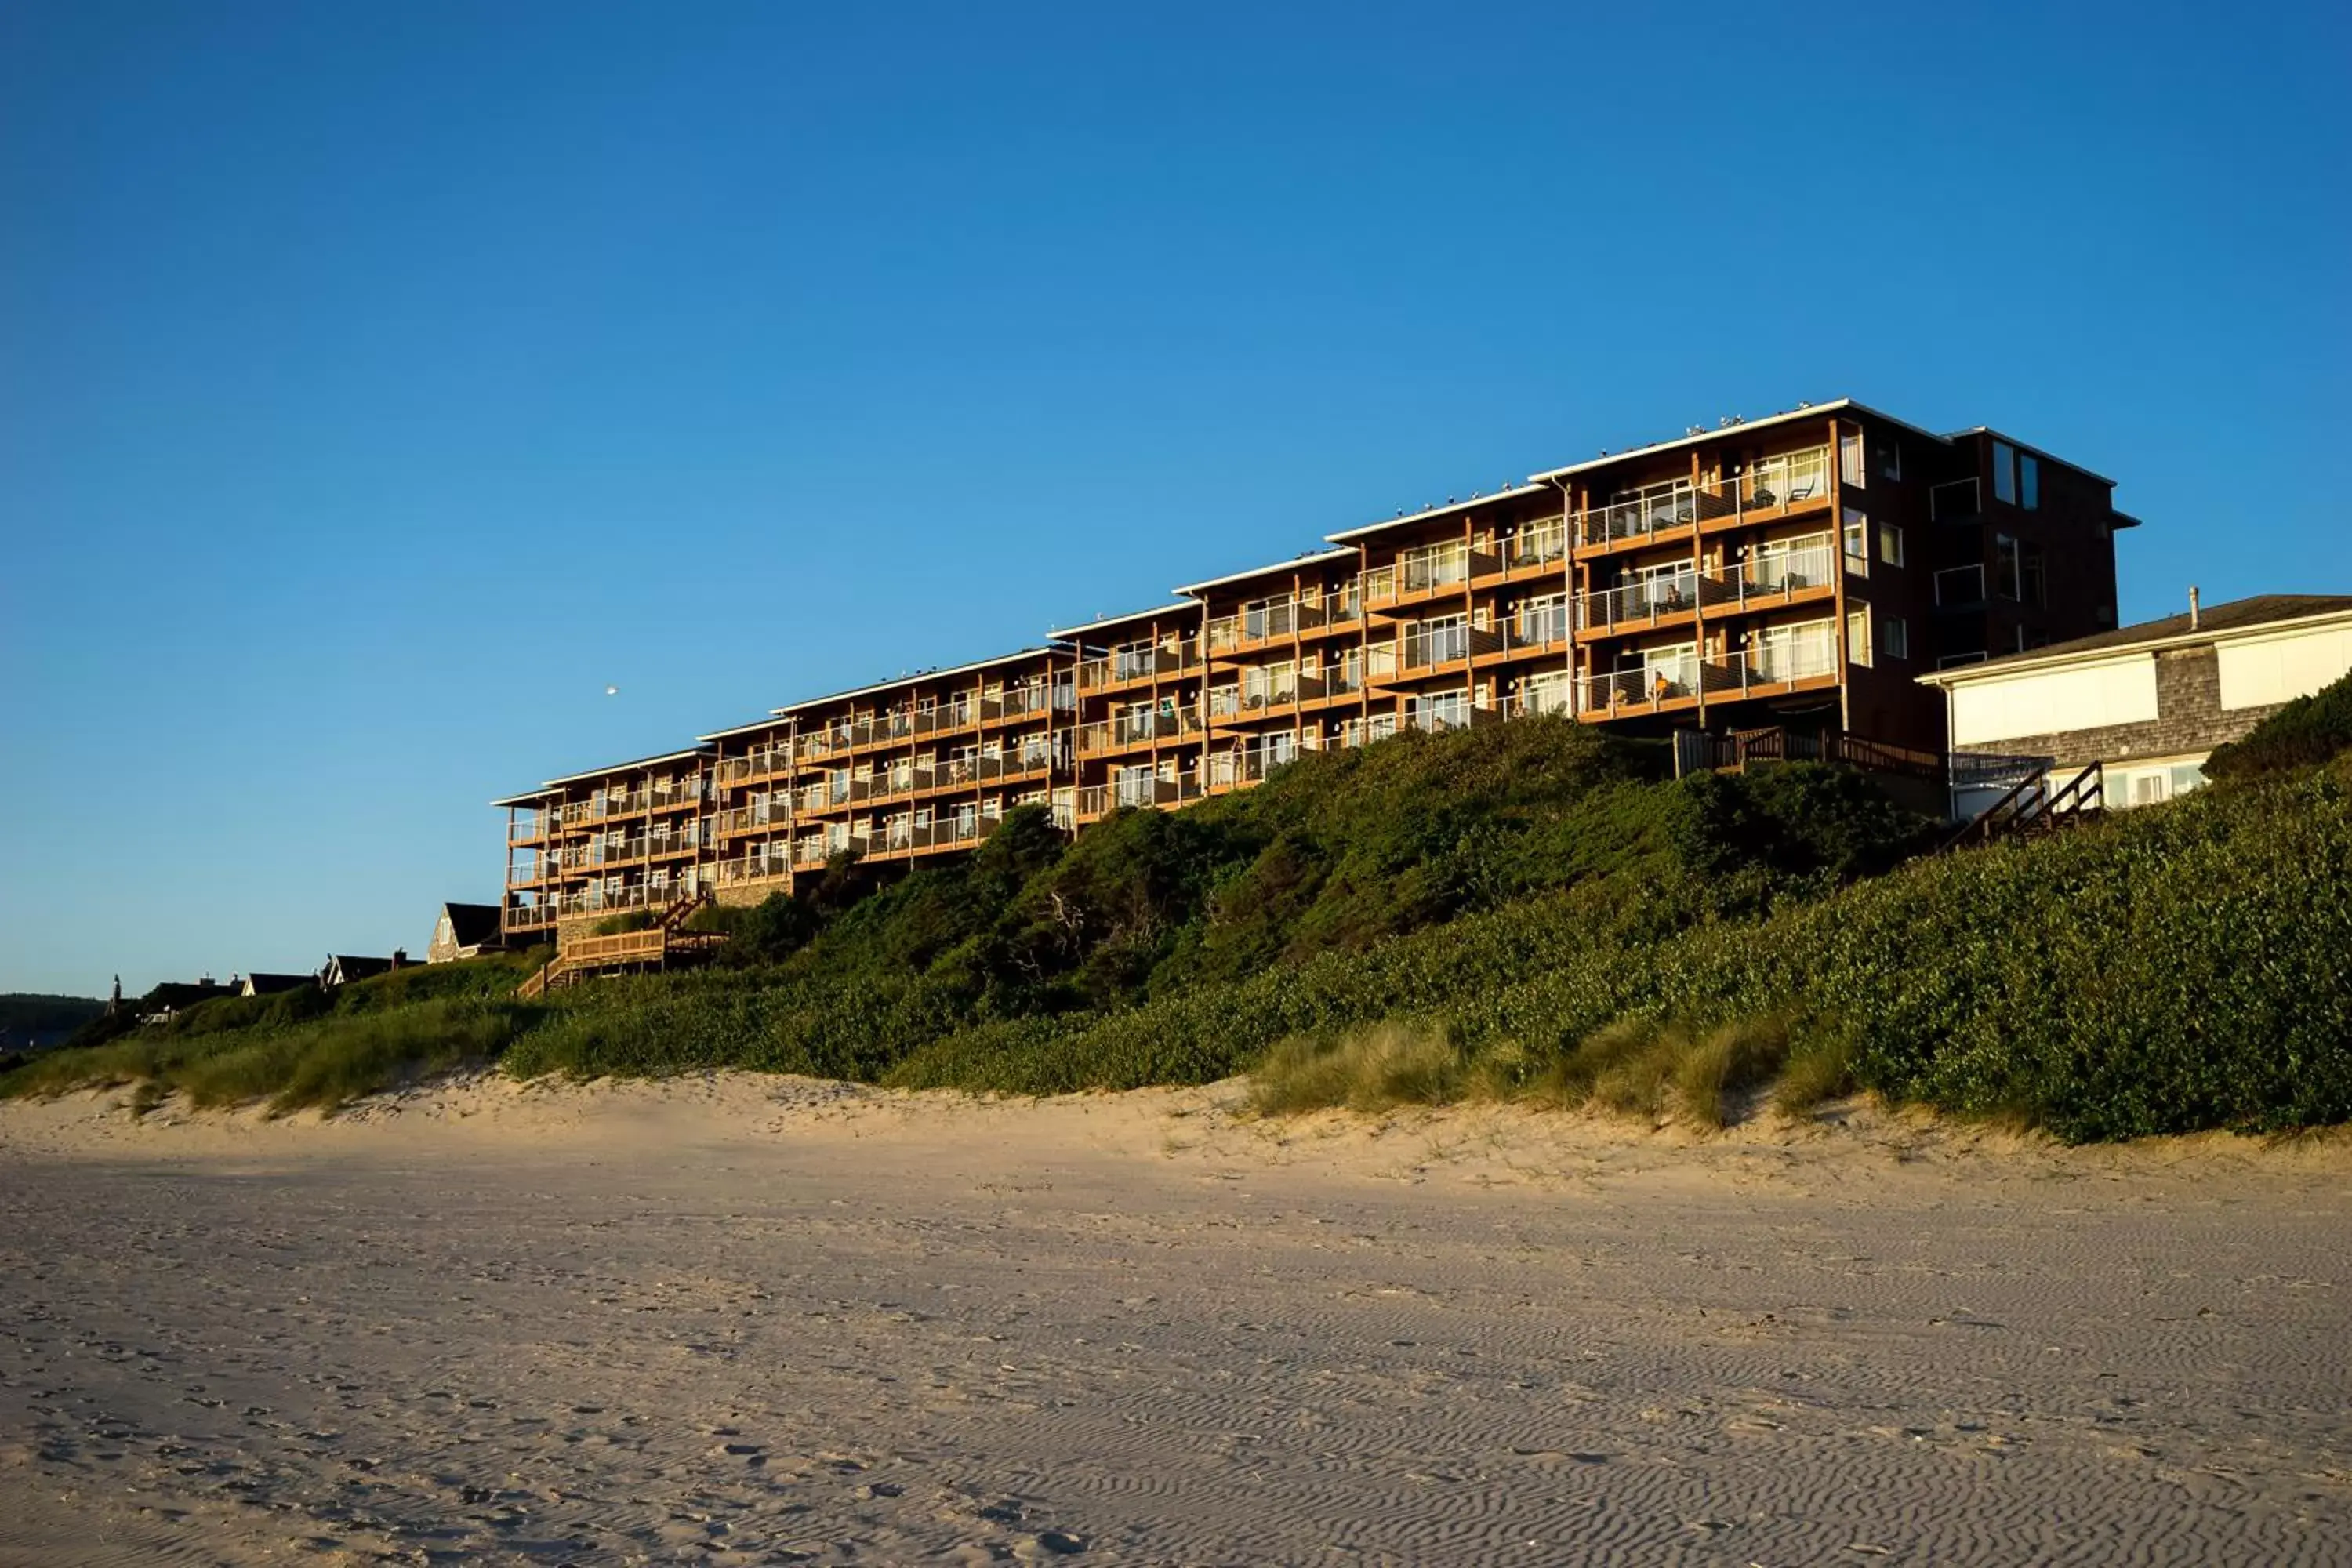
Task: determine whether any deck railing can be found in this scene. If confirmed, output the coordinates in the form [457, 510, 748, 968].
[1576, 445, 1830, 548]
[1505, 518, 1569, 572]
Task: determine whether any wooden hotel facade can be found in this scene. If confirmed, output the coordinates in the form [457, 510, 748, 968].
[498, 400, 2133, 938]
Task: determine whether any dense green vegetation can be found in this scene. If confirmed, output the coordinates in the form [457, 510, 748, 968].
[9, 685, 2351, 1142]
[5, 956, 542, 1114]
[2205, 665, 2352, 779]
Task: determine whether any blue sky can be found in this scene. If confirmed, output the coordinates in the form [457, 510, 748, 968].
[4, 1, 2347, 996]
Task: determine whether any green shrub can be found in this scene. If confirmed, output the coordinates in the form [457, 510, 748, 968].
[2205, 669, 2352, 779]
[1249, 1022, 1467, 1115]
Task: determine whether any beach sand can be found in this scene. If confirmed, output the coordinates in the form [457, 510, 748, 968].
[2, 1073, 2348, 1566]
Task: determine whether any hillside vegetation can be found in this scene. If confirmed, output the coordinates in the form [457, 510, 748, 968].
[10, 678, 2352, 1140]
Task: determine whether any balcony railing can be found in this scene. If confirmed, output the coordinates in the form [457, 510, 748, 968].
[1578, 655, 1701, 711]
[1505, 518, 1569, 572]
[1706, 622, 1840, 691]
[714, 848, 796, 885]
[1402, 696, 1478, 734]
[1507, 679, 1575, 719]
[1077, 706, 1203, 754]
[1579, 568, 1700, 631]
[1207, 597, 1331, 652]
[1576, 445, 1830, 548]
[1078, 639, 1201, 690]
[1400, 626, 1468, 670]
[876, 804, 1005, 855]
[1341, 713, 1400, 749]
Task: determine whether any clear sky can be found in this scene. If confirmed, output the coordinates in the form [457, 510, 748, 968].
[4, 1, 2347, 996]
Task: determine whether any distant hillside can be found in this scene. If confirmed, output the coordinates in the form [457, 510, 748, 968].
[0, 993, 107, 1055]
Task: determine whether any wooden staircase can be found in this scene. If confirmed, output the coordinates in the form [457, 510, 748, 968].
[1940, 761, 2104, 853]
[514, 890, 723, 999]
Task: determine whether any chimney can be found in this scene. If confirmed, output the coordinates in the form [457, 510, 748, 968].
[2189, 586, 2201, 631]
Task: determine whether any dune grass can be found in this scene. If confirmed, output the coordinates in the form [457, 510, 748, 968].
[10, 702, 2352, 1143]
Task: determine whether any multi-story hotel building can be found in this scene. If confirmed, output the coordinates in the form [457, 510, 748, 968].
[494, 749, 717, 942]
[1054, 604, 1209, 826]
[497, 399, 2136, 939]
[699, 649, 1074, 905]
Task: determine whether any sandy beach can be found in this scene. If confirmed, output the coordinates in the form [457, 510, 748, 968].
[2, 1076, 2348, 1567]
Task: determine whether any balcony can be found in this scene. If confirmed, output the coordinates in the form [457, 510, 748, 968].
[1077, 639, 1201, 691]
[1074, 772, 1207, 821]
[1575, 445, 1831, 550]
[1206, 739, 1301, 789]
[1501, 518, 1569, 575]
[503, 897, 557, 929]
[718, 805, 782, 837]
[719, 748, 792, 786]
[1711, 532, 1835, 605]
[714, 847, 795, 886]
[1703, 622, 1840, 695]
[876, 804, 1005, 856]
[1504, 678, 1574, 719]
[1577, 654, 1701, 713]
[544, 877, 707, 920]
[1076, 706, 1203, 755]
[1363, 541, 1489, 612]
[1578, 568, 1700, 633]
[1402, 695, 1482, 734]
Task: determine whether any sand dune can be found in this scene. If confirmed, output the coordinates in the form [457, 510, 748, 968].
[2, 1075, 2348, 1566]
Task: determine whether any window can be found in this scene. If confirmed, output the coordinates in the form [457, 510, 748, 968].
[1994, 534, 2022, 600]
[2108, 757, 2209, 811]
[2021, 543, 2047, 607]
[1880, 440, 1901, 482]
[1882, 616, 1909, 660]
[1878, 523, 1904, 568]
[2020, 453, 2039, 510]
[1838, 426, 1865, 488]
[1992, 441, 2017, 504]
[1842, 507, 1868, 574]
[1846, 604, 1872, 666]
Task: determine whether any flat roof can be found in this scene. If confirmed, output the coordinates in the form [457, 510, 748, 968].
[1525, 398, 2117, 488]
[771, 646, 1063, 716]
[1175, 546, 1357, 597]
[491, 744, 716, 804]
[1916, 593, 2352, 687]
[696, 714, 790, 742]
[1323, 484, 1553, 545]
[1048, 602, 1199, 641]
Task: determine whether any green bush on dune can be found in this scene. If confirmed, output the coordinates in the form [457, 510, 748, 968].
[10, 680, 2352, 1142]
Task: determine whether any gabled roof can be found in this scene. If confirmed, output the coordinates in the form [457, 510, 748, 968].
[771, 647, 1065, 716]
[241, 972, 314, 995]
[1918, 594, 2352, 686]
[438, 903, 505, 948]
